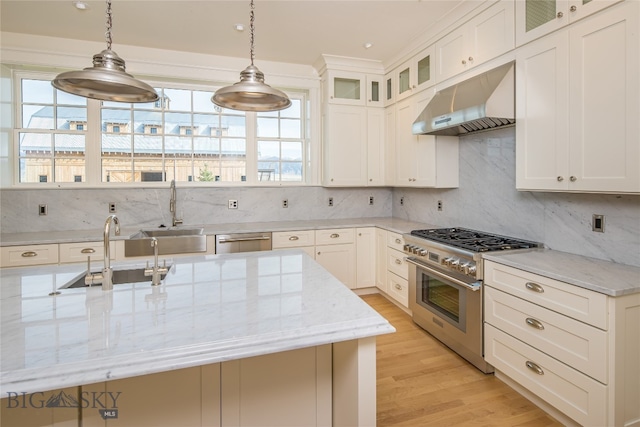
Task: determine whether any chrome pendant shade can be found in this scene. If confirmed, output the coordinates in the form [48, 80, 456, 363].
[212, 0, 291, 112]
[52, 0, 158, 103]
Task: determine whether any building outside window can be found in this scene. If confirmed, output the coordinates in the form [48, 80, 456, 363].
[14, 75, 308, 186]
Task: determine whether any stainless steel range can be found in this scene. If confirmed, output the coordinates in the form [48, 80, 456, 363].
[403, 227, 540, 373]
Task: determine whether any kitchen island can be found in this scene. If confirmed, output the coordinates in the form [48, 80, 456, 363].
[1, 249, 395, 426]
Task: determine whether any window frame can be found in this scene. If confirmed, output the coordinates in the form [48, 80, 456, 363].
[11, 70, 311, 188]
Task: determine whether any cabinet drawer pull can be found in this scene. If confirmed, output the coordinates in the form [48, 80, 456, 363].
[81, 248, 96, 254]
[395, 259, 402, 265]
[21, 251, 37, 258]
[525, 361, 544, 375]
[288, 236, 299, 241]
[395, 238, 401, 244]
[395, 284, 402, 290]
[330, 233, 340, 239]
[525, 318, 545, 330]
[525, 282, 544, 293]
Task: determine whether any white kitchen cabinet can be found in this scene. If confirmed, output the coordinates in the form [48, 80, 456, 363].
[382, 232, 409, 308]
[394, 90, 459, 188]
[395, 45, 436, 101]
[484, 260, 640, 427]
[384, 71, 395, 107]
[322, 104, 385, 187]
[515, 0, 623, 46]
[59, 241, 114, 264]
[435, 0, 514, 83]
[375, 228, 387, 293]
[326, 70, 383, 107]
[356, 227, 376, 289]
[516, 1, 640, 193]
[315, 228, 356, 289]
[272, 230, 315, 257]
[0, 244, 59, 267]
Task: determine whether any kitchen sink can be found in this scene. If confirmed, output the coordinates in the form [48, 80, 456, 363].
[59, 265, 172, 289]
[135, 227, 205, 238]
[125, 227, 207, 257]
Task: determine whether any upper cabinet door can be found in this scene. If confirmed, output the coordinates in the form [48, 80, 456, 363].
[366, 75, 383, 107]
[327, 71, 365, 106]
[436, 0, 515, 83]
[414, 45, 435, 93]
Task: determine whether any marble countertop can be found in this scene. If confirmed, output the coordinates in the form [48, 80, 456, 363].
[0, 250, 395, 397]
[0, 217, 433, 246]
[483, 249, 640, 297]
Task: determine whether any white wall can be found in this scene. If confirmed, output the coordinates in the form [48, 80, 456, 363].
[393, 127, 640, 267]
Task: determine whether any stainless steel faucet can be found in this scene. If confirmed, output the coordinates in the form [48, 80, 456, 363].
[85, 214, 120, 291]
[144, 237, 169, 286]
[169, 179, 183, 227]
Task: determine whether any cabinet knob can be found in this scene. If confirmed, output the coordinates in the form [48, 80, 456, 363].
[369, 178, 372, 181]
[395, 238, 401, 244]
[462, 59, 467, 65]
[317, 252, 321, 255]
[557, 11, 563, 18]
[21, 251, 37, 258]
[395, 259, 402, 265]
[395, 283, 402, 290]
[468, 56, 474, 62]
[570, 5, 577, 12]
[570, 176, 577, 182]
[557, 176, 564, 182]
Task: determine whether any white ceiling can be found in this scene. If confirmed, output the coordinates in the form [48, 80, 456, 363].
[0, 0, 473, 67]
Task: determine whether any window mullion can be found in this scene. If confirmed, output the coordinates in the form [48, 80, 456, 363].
[85, 99, 102, 185]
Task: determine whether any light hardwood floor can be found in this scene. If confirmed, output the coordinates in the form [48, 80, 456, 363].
[361, 294, 563, 427]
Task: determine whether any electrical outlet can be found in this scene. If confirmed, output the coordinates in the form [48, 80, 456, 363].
[282, 199, 288, 208]
[400, 197, 404, 206]
[328, 197, 334, 207]
[38, 204, 48, 216]
[592, 214, 605, 232]
[109, 202, 117, 213]
[437, 200, 443, 211]
[368, 196, 374, 205]
[228, 199, 238, 209]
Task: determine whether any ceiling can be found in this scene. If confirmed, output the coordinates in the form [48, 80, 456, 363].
[0, 0, 471, 67]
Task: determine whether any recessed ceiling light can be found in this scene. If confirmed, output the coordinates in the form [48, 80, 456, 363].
[234, 24, 245, 32]
[363, 42, 373, 49]
[73, 1, 89, 10]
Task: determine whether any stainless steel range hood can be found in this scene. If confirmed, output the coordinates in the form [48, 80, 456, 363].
[412, 62, 515, 136]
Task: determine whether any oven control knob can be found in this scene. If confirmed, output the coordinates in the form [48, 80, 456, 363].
[418, 249, 427, 257]
[403, 244, 411, 253]
[459, 262, 470, 272]
[412, 247, 420, 255]
[449, 258, 460, 268]
[465, 263, 477, 275]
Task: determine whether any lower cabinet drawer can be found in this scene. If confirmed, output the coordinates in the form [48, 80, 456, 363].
[272, 230, 315, 248]
[387, 272, 408, 307]
[315, 228, 355, 245]
[387, 232, 405, 252]
[485, 286, 608, 384]
[387, 248, 408, 280]
[59, 241, 113, 263]
[485, 324, 607, 427]
[1, 244, 59, 267]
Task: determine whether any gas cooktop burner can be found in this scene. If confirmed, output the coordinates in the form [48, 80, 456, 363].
[410, 227, 540, 252]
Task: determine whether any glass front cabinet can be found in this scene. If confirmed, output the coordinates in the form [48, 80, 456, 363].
[327, 71, 383, 107]
[515, 0, 622, 46]
[395, 45, 435, 102]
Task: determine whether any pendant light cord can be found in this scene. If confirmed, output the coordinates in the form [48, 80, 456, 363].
[105, 0, 113, 50]
[249, 0, 255, 66]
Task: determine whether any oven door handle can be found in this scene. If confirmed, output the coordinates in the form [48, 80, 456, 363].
[405, 258, 482, 292]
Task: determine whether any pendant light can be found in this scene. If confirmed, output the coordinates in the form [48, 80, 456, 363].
[52, 0, 158, 103]
[212, 0, 291, 112]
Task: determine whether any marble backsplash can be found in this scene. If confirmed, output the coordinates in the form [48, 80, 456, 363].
[393, 127, 640, 267]
[0, 186, 392, 233]
[1, 127, 638, 267]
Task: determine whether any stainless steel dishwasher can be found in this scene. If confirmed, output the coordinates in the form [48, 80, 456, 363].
[215, 232, 272, 253]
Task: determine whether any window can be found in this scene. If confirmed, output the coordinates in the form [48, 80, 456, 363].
[17, 78, 87, 183]
[14, 74, 309, 186]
